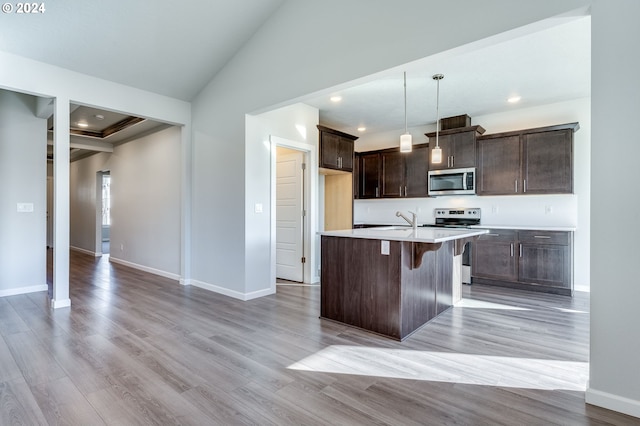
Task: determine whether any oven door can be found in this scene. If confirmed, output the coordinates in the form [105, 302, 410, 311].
[428, 168, 475, 196]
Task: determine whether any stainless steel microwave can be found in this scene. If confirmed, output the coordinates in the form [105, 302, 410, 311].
[428, 167, 476, 196]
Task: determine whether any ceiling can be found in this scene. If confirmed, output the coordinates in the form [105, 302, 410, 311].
[303, 16, 590, 137]
[0, 0, 284, 101]
[4, 4, 589, 158]
[46, 105, 169, 161]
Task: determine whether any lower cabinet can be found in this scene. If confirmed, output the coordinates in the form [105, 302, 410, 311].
[472, 229, 573, 295]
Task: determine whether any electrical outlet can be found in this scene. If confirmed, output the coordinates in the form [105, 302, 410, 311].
[545, 205, 553, 214]
[491, 205, 499, 214]
[120, 243, 124, 251]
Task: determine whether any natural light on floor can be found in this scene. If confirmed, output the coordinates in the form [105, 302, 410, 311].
[287, 346, 588, 391]
[454, 298, 532, 310]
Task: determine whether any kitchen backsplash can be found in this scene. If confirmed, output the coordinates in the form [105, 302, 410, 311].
[354, 194, 578, 228]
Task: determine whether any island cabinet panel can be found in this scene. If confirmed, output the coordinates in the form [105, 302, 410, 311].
[321, 236, 454, 340]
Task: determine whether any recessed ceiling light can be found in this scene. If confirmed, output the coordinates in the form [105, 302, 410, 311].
[77, 122, 89, 128]
[330, 96, 342, 102]
[357, 127, 366, 132]
[94, 114, 105, 120]
[507, 96, 521, 103]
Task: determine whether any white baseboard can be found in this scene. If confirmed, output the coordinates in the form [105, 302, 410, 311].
[586, 387, 640, 419]
[51, 298, 71, 309]
[109, 257, 181, 281]
[575, 284, 590, 292]
[0, 284, 48, 298]
[179, 278, 191, 286]
[70, 245, 100, 257]
[190, 279, 275, 301]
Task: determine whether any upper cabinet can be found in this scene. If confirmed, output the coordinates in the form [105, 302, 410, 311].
[425, 126, 485, 170]
[355, 144, 429, 199]
[318, 125, 358, 172]
[477, 123, 578, 195]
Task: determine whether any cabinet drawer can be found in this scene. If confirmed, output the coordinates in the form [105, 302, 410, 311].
[476, 229, 517, 242]
[518, 230, 570, 245]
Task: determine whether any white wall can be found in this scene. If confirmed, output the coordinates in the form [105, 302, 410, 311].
[0, 90, 47, 296]
[69, 126, 182, 278]
[354, 97, 591, 289]
[191, 0, 590, 300]
[70, 152, 111, 253]
[587, 0, 640, 418]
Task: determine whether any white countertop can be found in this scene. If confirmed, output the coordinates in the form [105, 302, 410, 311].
[319, 227, 489, 243]
[469, 225, 576, 232]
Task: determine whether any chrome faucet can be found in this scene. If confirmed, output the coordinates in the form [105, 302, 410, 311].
[396, 210, 417, 230]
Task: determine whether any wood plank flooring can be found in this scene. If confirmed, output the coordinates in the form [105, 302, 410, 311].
[0, 250, 636, 425]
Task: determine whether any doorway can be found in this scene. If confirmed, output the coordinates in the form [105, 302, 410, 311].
[97, 171, 111, 255]
[276, 147, 305, 283]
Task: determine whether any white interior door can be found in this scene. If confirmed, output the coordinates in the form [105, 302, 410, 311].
[276, 149, 304, 282]
[46, 177, 53, 248]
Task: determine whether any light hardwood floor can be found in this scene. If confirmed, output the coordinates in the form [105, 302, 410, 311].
[0, 250, 635, 425]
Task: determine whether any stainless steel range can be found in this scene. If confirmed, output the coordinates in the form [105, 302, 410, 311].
[430, 208, 481, 285]
[432, 208, 481, 228]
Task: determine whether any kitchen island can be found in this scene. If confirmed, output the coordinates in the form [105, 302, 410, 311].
[319, 226, 488, 340]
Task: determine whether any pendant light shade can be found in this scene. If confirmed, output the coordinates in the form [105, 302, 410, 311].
[400, 71, 412, 153]
[400, 134, 412, 152]
[431, 73, 444, 164]
[431, 144, 442, 164]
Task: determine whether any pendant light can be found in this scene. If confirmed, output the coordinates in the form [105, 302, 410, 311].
[400, 71, 412, 153]
[431, 73, 444, 164]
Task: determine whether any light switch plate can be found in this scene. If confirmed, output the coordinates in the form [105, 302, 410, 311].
[17, 203, 34, 213]
[254, 203, 263, 213]
[381, 240, 390, 255]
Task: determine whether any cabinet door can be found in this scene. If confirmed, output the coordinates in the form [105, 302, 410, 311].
[518, 243, 570, 288]
[477, 135, 521, 195]
[428, 134, 452, 170]
[404, 145, 429, 197]
[320, 132, 340, 169]
[380, 151, 404, 197]
[337, 137, 354, 172]
[522, 129, 572, 194]
[472, 232, 518, 282]
[449, 131, 476, 168]
[358, 153, 380, 198]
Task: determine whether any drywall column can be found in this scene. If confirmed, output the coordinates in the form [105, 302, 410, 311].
[52, 97, 71, 309]
[180, 125, 192, 285]
[587, 0, 640, 418]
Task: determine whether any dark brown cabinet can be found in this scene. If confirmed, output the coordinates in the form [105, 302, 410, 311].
[426, 126, 485, 170]
[381, 151, 404, 197]
[318, 125, 358, 172]
[472, 229, 573, 295]
[355, 144, 429, 199]
[477, 123, 578, 195]
[472, 230, 518, 282]
[357, 152, 381, 198]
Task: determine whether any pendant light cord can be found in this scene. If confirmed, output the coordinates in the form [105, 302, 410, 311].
[433, 74, 444, 148]
[435, 76, 440, 147]
[404, 71, 408, 134]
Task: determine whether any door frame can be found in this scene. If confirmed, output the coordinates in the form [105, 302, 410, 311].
[269, 135, 318, 290]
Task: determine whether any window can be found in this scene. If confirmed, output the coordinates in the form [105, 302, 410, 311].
[102, 174, 111, 226]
